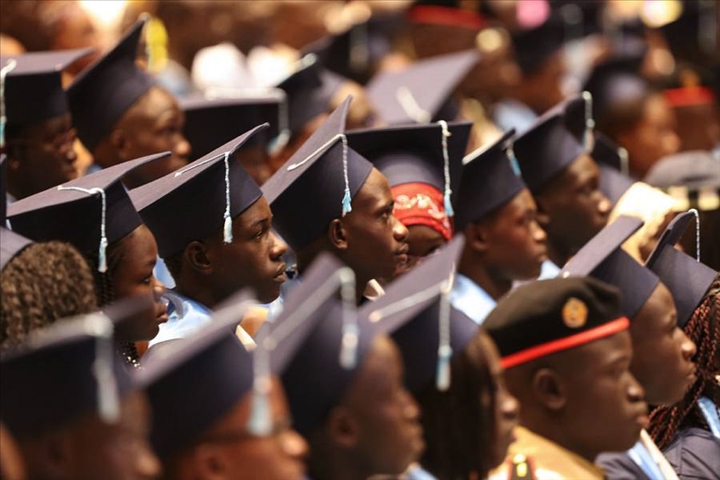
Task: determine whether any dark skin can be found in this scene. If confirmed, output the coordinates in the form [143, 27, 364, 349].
[459, 188, 548, 300]
[0, 423, 25, 480]
[164, 377, 308, 480]
[308, 335, 423, 480]
[111, 225, 168, 342]
[6, 113, 79, 200]
[18, 391, 160, 480]
[535, 154, 611, 267]
[94, 86, 191, 188]
[505, 331, 647, 462]
[629, 282, 697, 406]
[395, 225, 446, 278]
[505, 52, 566, 115]
[175, 196, 288, 307]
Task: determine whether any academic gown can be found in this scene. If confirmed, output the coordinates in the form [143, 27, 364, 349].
[663, 427, 720, 480]
[597, 430, 679, 480]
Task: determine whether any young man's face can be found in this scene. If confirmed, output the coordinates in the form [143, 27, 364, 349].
[206, 196, 288, 304]
[340, 335, 424, 476]
[536, 153, 611, 262]
[111, 224, 168, 342]
[112, 86, 191, 188]
[557, 331, 647, 458]
[477, 188, 548, 281]
[340, 168, 410, 285]
[629, 282, 697, 406]
[7, 113, 79, 198]
[188, 378, 308, 480]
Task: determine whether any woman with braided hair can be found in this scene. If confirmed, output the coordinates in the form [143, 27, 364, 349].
[648, 276, 720, 479]
[0, 241, 98, 352]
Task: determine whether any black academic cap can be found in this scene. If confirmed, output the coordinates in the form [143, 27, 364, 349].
[644, 150, 720, 191]
[0, 155, 32, 270]
[0, 312, 132, 438]
[68, 19, 156, 152]
[645, 211, 717, 327]
[484, 276, 627, 369]
[592, 133, 634, 205]
[514, 92, 594, 195]
[1, 48, 94, 127]
[345, 121, 471, 198]
[261, 97, 374, 250]
[366, 50, 479, 125]
[7, 152, 169, 270]
[561, 215, 660, 319]
[455, 129, 527, 231]
[360, 235, 477, 394]
[135, 290, 256, 459]
[180, 92, 284, 159]
[511, 12, 566, 75]
[130, 126, 267, 258]
[263, 253, 369, 438]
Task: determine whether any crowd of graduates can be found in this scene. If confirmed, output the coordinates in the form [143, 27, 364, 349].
[0, 0, 718, 479]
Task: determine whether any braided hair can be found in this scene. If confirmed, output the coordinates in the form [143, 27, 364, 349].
[0, 241, 98, 352]
[648, 275, 720, 449]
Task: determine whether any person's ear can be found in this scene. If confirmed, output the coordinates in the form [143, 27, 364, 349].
[29, 431, 74, 478]
[328, 218, 349, 251]
[109, 129, 130, 162]
[464, 222, 489, 254]
[531, 367, 566, 412]
[326, 405, 360, 449]
[184, 240, 214, 276]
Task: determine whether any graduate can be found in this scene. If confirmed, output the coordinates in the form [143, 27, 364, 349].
[267, 253, 424, 480]
[261, 97, 409, 302]
[67, 19, 190, 188]
[485, 277, 648, 480]
[346, 120, 472, 277]
[361, 235, 519, 480]
[1, 48, 93, 200]
[137, 291, 307, 479]
[451, 130, 548, 324]
[130, 128, 287, 347]
[514, 92, 611, 269]
[562, 216, 698, 479]
[7, 153, 170, 366]
[0, 311, 160, 479]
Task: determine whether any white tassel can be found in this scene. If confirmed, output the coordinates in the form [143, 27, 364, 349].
[689, 208, 701, 261]
[88, 314, 120, 423]
[436, 344, 452, 391]
[340, 135, 353, 216]
[438, 121, 454, 217]
[0, 59, 18, 150]
[98, 236, 109, 273]
[57, 186, 108, 273]
[223, 152, 233, 244]
[581, 91, 595, 151]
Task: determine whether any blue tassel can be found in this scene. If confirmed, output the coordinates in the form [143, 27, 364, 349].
[342, 188, 353, 216]
[223, 215, 233, 244]
[436, 344, 452, 391]
[98, 237, 109, 273]
[340, 323, 359, 370]
[510, 156, 521, 176]
[247, 384, 272, 436]
[444, 191, 454, 218]
[0, 118, 5, 149]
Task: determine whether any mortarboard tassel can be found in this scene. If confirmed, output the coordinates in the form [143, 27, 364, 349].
[582, 91, 595, 152]
[338, 266, 359, 369]
[248, 322, 273, 436]
[0, 59, 18, 150]
[340, 134, 353, 217]
[689, 208, 701, 261]
[88, 313, 120, 423]
[268, 93, 291, 155]
[436, 270, 455, 391]
[57, 186, 109, 272]
[396, 86, 432, 124]
[438, 121, 455, 218]
[618, 146, 630, 176]
[506, 141, 522, 177]
[222, 152, 233, 244]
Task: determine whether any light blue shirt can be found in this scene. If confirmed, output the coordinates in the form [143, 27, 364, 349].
[149, 292, 212, 347]
[539, 259, 560, 279]
[627, 441, 665, 480]
[450, 273, 496, 325]
[405, 464, 437, 480]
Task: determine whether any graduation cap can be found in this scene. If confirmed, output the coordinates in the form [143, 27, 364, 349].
[67, 19, 156, 152]
[345, 121, 472, 216]
[255, 253, 360, 438]
[360, 235, 477, 394]
[129, 126, 267, 258]
[366, 50, 479, 125]
[7, 152, 170, 272]
[592, 133, 634, 205]
[511, 12, 567, 75]
[261, 97, 374, 251]
[561, 215, 660, 319]
[0, 312, 132, 438]
[135, 290, 257, 459]
[484, 276, 628, 369]
[645, 211, 717, 327]
[454, 129, 527, 231]
[0, 48, 94, 140]
[180, 91, 286, 159]
[644, 150, 720, 191]
[514, 92, 595, 195]
[0, 154, 32, 270]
